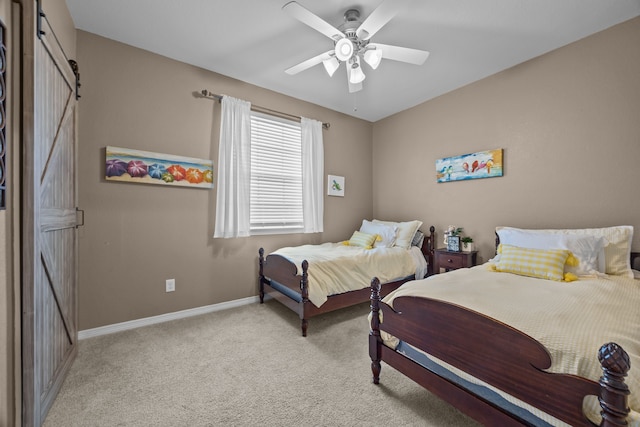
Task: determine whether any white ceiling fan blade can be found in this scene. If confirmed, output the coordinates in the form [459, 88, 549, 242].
[346, 63, 362, 93]
[356, 0, 412, 40]
[285, 50, 334, 75]
[283, 1, 344, 41]
[369, 43, 430, 65]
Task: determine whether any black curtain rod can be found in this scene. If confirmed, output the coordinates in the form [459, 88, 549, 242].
[200, 90, 330, 130]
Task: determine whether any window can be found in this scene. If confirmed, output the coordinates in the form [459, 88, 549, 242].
[250, 112, 303, 234]
[214, 96, 323, 239]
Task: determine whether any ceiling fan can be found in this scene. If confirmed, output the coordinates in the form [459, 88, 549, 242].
[283, 0, 429, 93]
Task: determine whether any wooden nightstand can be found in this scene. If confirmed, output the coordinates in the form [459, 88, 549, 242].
[434, 249, 478, 273]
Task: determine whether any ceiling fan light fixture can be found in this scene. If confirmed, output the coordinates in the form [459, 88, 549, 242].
[363, 48, 383, 69]
[322, 56, 340, 77]
[282, 1, 431, 94]
[349, 58, 366, 84]
[335, 38, 354, 61]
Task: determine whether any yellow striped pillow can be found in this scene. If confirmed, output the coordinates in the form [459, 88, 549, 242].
[494, 244, 573, 282]
[343, 230, 377, 249]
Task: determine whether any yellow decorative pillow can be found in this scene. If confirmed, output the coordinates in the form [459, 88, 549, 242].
[343, 230, 377, 249]
[493, 244, 577, 282]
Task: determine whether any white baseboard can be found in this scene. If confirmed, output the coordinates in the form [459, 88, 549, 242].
[78, 295, 265, 340]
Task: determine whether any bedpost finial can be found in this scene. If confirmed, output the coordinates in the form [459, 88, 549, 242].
[598, 342, 631, 375]
[371, 277, 381, 294]
[370, 277, 382, 316]
[598, 342, 631, 425]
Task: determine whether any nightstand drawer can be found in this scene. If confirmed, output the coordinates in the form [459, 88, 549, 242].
[439, 255, 464, 269]
[434, 249, 478, 273]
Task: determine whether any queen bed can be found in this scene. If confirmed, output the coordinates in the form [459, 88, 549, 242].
[369, 225, 639, 426]
[259, 220, 435, 336]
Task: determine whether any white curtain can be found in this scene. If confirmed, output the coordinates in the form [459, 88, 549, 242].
[301, 117, 324, 233]
[213, 96, 252, 238]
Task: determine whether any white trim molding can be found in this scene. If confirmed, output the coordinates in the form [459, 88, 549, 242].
[78, 295, 265, 340]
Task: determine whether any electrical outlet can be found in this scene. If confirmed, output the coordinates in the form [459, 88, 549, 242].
[165, 278, 175, 292]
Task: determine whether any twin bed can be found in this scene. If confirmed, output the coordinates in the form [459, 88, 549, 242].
[371, 225, 639, 426]
[259, 219, 435, 336]
[258, 223, 638, 425]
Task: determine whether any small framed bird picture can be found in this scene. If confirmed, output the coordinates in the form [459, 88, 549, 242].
[327, 175, 345, 197]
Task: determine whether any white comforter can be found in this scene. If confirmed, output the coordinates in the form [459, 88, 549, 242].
[272, 243, 427, 307]
[381, 265, 640, 426]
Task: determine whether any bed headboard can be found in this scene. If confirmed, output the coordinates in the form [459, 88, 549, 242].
[631, 252, 640, 271]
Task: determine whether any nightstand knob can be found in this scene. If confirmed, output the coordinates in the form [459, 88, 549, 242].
[447, 258, 453, 263]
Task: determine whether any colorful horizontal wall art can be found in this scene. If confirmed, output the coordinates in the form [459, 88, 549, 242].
[436, 148, 503, 183]
[105, 146, 213, 188]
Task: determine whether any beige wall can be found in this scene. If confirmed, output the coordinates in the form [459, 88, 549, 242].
[42, 0, 76, 58]
[76, 31, 373, 330]
[373, 16, 640, 264]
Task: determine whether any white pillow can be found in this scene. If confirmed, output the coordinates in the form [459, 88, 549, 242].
[496, 226, 633, 278]
[359, 220, 398, 248]
[496, 227, 604, 276]
[373, 219, 423, 250]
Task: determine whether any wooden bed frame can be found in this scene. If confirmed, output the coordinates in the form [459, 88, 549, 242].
[369, 251, 640, 426]
[258, 226, 436, 336]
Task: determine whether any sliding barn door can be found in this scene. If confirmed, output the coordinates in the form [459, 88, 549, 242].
[22, 7, 79, 426]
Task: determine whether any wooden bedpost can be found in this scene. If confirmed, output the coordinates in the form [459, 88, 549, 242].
[420, 226, 437, 277]
[300, 260, 309, 337]
[258, 248, 265, 303]
[598, 342, 631, 426]
[369, 277, 382, 384]
[428, 225, 436, 276]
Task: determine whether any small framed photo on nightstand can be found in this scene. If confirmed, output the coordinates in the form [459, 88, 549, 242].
[447, 235, 461, 252]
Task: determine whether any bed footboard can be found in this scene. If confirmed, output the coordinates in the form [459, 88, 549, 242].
[259, 248, 310, 335]
[369, 278, 631, 427]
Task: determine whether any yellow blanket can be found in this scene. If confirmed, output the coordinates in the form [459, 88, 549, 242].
[273, 243, 422, 307]
[381, 265, 640, 426]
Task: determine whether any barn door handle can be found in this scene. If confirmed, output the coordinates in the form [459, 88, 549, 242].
[75, 208, 85, 228]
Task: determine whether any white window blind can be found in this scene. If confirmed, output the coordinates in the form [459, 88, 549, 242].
[250, 113, 303, 232]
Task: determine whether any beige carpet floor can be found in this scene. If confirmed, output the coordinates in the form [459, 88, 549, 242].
[43, 300, 479, 426]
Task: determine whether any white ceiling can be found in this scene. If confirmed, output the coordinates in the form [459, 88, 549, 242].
[65, 0, 640, 122]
